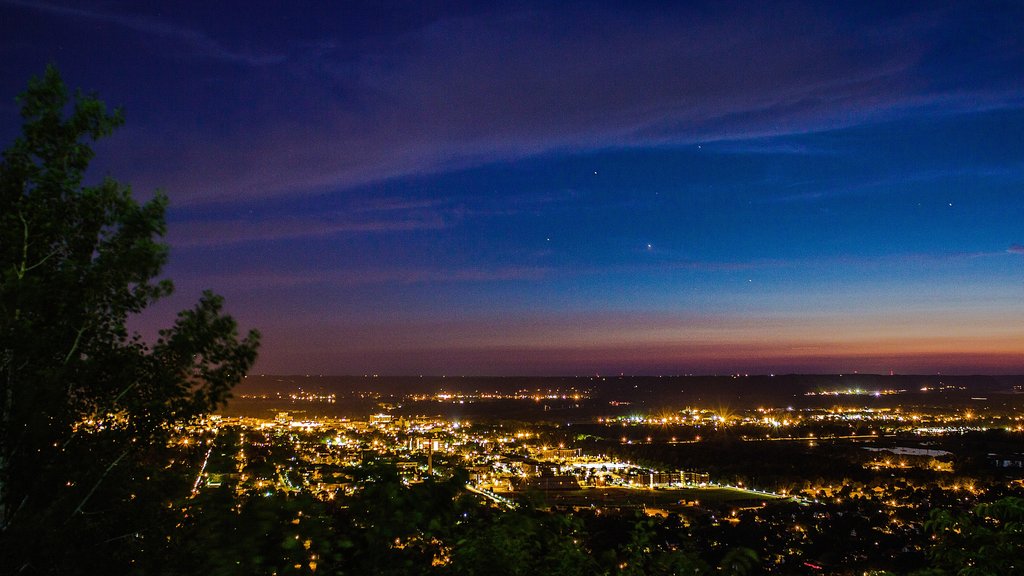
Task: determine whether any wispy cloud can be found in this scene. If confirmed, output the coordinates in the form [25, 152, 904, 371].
[3, 0, 283, 66]
[1007, 244, 1024, 255]
[185, 265, 550, 289]
[91, 2, 1023, 204]
[347, 197, 451, 214]
[162, 186, 592, 246]
[704, 140, 839, 157]
[761, 165, 1021, 204]
[168, 212, 446, 247]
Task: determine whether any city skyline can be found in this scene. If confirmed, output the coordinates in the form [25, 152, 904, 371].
[3, 1, 1024, 375]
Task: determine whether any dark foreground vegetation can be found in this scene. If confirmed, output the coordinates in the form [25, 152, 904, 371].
[35, 452, 1022, 576]
[12, 439, 1014, 576]
[0, 68, 259, 574]
[167, 464, 750, 576]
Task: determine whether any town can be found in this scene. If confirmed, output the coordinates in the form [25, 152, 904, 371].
[179, 376, 1024, 573]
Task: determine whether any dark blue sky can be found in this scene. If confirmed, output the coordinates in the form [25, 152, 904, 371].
[3, 0, 1024, 375]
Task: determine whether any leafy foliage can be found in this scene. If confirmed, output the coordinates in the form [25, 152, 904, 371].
[0, 67, 259, 574]
[162, 456, 749, 576]
[921, 496, 1024, 576]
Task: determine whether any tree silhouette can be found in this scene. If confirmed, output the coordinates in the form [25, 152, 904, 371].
[0, 67, 259, 574]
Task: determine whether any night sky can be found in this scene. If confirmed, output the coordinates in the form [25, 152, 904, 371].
[3, 1, 1024, 375]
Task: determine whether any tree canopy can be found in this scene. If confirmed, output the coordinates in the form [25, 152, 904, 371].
[0, 66, 259, 574]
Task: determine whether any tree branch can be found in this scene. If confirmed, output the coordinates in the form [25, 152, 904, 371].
[63, 324, 88, 366]
[15, 211, 30, 281]
[71, 448, 129, 519]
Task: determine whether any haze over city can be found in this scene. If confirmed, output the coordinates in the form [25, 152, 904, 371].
[4, 0, 1023, 375]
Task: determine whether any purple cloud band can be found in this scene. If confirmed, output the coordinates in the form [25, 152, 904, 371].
[77, 2, 1022, 205]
